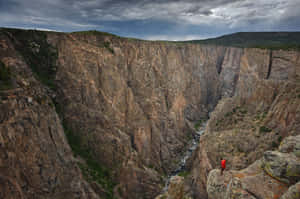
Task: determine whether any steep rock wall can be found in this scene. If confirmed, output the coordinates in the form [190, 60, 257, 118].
[188, 48, 300, 199]
[48, 32, 230, 198]
[0, 30, 98, 199]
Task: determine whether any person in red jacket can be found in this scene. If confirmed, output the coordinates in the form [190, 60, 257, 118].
[221, 158, 226, 175]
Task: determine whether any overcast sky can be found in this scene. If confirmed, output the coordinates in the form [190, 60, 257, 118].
[1, 0, 300, 40]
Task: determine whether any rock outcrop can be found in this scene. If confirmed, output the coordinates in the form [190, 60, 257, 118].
[206, 135, 300, 199]
[280, 182, 300, 199]
[155, 176, 186, 199]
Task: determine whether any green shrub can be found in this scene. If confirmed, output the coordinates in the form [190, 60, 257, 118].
[118, 187, 122, 196]
[194, 120, 203, 130]
[103, 41, 114, 54]
[259, 126, 272, 133]
[272, 141, 279, 148]
[225, 112, 233, 117]
[178, 171, 190, 178]
[0, 61, 13, 90]
[278, 136, 283, 143]
[240, 109, 247, 114]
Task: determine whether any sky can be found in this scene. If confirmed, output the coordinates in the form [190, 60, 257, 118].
[1, 0, 300, 41]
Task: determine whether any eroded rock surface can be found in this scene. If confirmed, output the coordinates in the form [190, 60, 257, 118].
[0, 29, 98, 199]
[207, 135, 300, 199]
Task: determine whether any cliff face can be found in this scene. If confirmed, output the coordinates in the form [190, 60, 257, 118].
[48, 32, 232, 198]
[0, 30, 98, 199]
[0, 28, 299, 199]
[188, 48, 300, 199]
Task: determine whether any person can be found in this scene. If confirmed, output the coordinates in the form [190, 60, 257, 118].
[221, 158, 226, 175]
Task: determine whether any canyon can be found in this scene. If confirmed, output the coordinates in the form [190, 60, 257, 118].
[0, 28, 299, 199]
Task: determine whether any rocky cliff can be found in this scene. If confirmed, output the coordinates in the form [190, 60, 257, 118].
[206, 135, 300, 199]
[187, 48, 300, 198]
[0, 28, 299, 199]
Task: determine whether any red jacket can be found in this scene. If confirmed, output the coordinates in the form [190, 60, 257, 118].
[221, 160, 226, 169]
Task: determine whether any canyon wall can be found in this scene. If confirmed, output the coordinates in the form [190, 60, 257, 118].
[187, 48, 300, 199]
[0, 28, 299, 199]
[0, 30, 98, 199]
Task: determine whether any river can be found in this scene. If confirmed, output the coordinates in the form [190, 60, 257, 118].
[162, 122, 207, 193]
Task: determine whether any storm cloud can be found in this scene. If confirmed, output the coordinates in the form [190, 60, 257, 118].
[0, 0, 299, 40]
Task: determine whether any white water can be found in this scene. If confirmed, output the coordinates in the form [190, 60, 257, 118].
[162, 122, 207, 193]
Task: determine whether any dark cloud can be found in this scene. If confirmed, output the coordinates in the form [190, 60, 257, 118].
[0, 0, 299, 40]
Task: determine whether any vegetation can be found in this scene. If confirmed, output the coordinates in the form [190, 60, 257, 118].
[72, 30, 120, 38]
[259, 126, 272, 133]
[103, 41, 115, 54]
[63, 123, 116, 199]
[272, 141, 279, 148]
[0, 61, 13, 90]
[178, 171, 190, 178]
[194, 120, 203, 130]
[184, 32, 300, 50]
[278, 136, 283, 143]
[53, 102, 116, 199]
[4, 28, 58, 89]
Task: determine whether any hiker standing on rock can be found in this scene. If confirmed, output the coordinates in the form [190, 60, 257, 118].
[221, 158, 226, 175]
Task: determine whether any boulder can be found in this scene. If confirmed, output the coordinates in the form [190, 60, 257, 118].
[207, 160, 289, 199]
[225, 177, 256, 199]
[279, 135, 300, 158]
[262, 151, 300, 184]
[206, 169, 233, 199]
[280, 182, 300, 199]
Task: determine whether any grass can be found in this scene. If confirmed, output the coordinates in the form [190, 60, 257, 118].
[4, 28, 58, 90]
[0, 61, 13, 90]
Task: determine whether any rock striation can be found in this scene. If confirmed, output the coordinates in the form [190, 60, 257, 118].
[0, 29, 98, 199]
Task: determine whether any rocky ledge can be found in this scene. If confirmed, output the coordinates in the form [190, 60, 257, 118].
[207, 135, 300, 199]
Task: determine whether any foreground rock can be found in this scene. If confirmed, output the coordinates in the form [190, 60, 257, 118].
[207, 135, 300, 199]
[280, 182, 300, 199]
[262, 151, 300, 184]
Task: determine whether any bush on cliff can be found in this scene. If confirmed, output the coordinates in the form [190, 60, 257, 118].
[0, 61, 13, 90]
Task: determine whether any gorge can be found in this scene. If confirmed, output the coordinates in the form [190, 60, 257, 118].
[0, 28, 299, 199]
